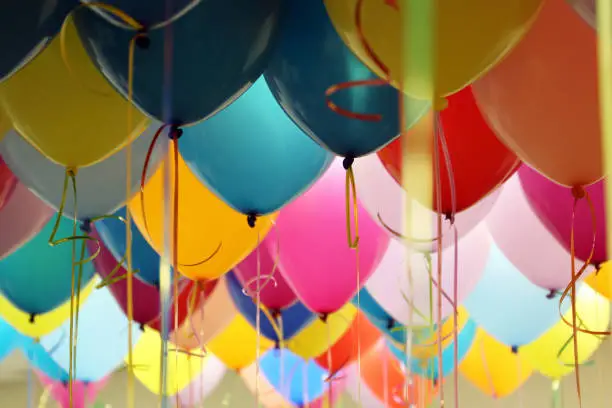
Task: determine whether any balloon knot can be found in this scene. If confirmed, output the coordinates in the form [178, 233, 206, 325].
[342, 156, 355, 170]
[386, 318, 395, 330]
[444, 212, 455, 224]
[546, 289, 558, 299]
[511, 345, 519, 354]
[274, 341, 281, 350]
[432, 377, 439, 387]
[66, 167, 78, 177]
[169, 125, 183, 140]
[80, 218, 92, 233]
[271, 309, 281, 320]
[571, 185, 586, 199]
[433, 98, 448, 111]
[247, 213, 257, 228]
[139, 323, 145, 332]
[320, 313, 329, 323]
[29, 314, 36, 324]
[135, 31, 150, 49]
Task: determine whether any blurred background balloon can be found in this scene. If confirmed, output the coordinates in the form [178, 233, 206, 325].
[344, 362, 386, 407]
[0, 158, 16, 211]
[36, 371, 107, 408]
[178, 354, 227, 407]
[353, 289, 405, 345]
[20, 339, 68, 382]
[567, 0, 596, 27]
[264, 0, 428, 158]
[585, 262, 612, 300]
[180, 77, 332, 215]
[0, 317, 18, 361]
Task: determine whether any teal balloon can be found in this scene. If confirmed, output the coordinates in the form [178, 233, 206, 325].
[179, 77, 333, 215]
[73, 0, 281, 125]
[353, 288, 405, 344]
[387, 318, 477, 380]
[0, 217, 95, 315]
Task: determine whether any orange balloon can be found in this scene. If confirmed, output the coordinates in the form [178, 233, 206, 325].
[472, 0, 602, 187]
[314, 312, 380, 373]
[361, 342, 438, 408]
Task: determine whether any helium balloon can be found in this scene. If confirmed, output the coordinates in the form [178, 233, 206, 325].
[344, 363, 386, 407]
[0, 126, 164, 220]
[40, 286, 142, 381]
[473, 0, 601, 186]
[0, 157, 16, 211]
[0, 21, 148, 168]
[178, 355, 227, 407]
[520, 285, 609, 379]
[377, 87, 519, 213]
[585, 262, 612, 300]
[240, 363, 290, 408]
[180, 77, 333, 215]
[464, 244, 572, 347]
[567, 0, 596, 27]
[487, 174, 595, 290]
[226, 272, 315, 343]
[324, 0, 543, 100]
[459, 329, 532, 398]
[74, 0, 280, 125]
[0, 217, 95, 316]
[276, 161, 390, 314]
[264, 0, 429, 158]
[353, 289, 405, 345]
[367, 224, 491, 326]
[354, 153, 500, 252]
[0, 317, 18, 361]
[36, 372, 107, 408]
[0, 182, 53, 260]
[519, 165, 606, 265]
[128, 152, 275, 281]
[20, 339, 69, 381]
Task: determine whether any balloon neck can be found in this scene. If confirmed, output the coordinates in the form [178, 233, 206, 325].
[169, 125, 183, 141]
[274, 341, 281, 350]
[571, 185, 586, 199]
[270, 309, 281, 320]
[80, 218, 92, 234]
[28, 314, 36, 324]
[386, 318, 395, 330]
[511, 345, 519, 354]
[135, 31, 151, 50]
[139, 323, 146, 332]
[444, 212, 454, 224]
[66, 167, 78, 177]
[342, 156, 355, 170]
[319, 313, 329, 323]
[433, 98, 448, 112]
[546, 289, 558, 299]
[247, 213, 258, 228]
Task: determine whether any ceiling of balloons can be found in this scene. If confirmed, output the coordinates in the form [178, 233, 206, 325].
[0, 0, 607, 407]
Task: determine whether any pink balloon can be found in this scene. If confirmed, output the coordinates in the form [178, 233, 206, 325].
[487, 173, 595, 290]
[354, 154, 500, 252]
[36, 371, 107, 408]
[518, 165, 606, 266]
[234, 232, 298, 311]
[276, 160, 390, 314]
[0, 183, 53, 260]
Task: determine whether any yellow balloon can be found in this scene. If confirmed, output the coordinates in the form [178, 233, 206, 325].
[130, 327, 206, 396]
[459, 328, 532, 398]
[520, 285, 609, 379]
[288, 303, 357, 359]
[0, 278, 96, 338]
[585, 262, 612, 300]
[128, 153, 275, 281]
[0, 20, 148, 168]
[324, 0, 543, 100]
[207, 314, 273, 371]
[0, 108, 9, 142]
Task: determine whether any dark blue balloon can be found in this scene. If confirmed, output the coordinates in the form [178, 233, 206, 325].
[0, 0, 76, 81]
[73, 0, 281, 125]
[353, 288, 405, 344]
[226, 272, 315, 343]
[179, 77, 333, 215]
[264, 0, 429, 158]
[95, 207, 166, 286]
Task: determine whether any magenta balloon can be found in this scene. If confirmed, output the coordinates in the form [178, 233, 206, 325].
[0, 183, 53, 260]
[276, 160, 390, 314]
[518, 165, 606, 265]
[487, 173, 595, 290]
[234, 233, 297, 311]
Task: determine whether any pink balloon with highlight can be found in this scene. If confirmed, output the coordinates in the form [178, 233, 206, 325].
[36, 372, 107, 408]
[275, 160, 390, 314]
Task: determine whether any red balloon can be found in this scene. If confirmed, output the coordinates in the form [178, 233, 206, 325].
[377, 87, 520, 214]
[0, 158, 17, 211]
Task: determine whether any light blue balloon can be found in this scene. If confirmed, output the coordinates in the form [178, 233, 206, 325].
[387, 318, 477, 380]
[39, 286, 142, 381]
[261, 349, 328, 405]
[463, 244, 571, 347]
[0, 317, 18, 362]
[19, 337, 68, 381]
[179, 77, 333, 215]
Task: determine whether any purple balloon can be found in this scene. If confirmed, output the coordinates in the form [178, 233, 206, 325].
[518, 165, 606, 266]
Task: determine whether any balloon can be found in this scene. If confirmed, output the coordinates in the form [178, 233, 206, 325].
[585, 262, 612, 300]
[567, 0, 596, 27]
[0, 157, 16, 210]
[276, 161, 390, 314]
[178, 355, 227, 407]
[487, 174, 595, 290]
[226, 272, 315, 343]
[354, 153, 500, 252]
[288, 303, 357, 360]
[0, 1, 74, 81]
[0, 126, 164, 220]
[0, 217, 95, 315]
[36, 372, 107, 408]
[0, 317, 18, 361]
[314, 312, 380, 373]
[74, 0, 280, 125]
[20, 339, 69, 381]
[459, 329, 532, 398]
[519, 165, 606, 265]
[377, 87, 519, 213]
[0, 21, 148, 168]
[367, 224, 491, 326]
[472, 0, 601, 187]
[264, 0, 429, 158]
[180, 77, 333, 215]
[464, 244, 572, 347]
[0, 182, 53, 260]
[345, 363, 385, 407]
[520, 285, 609, 379]
[234, 233, 297, 312]
[40, 286, 142, 381]
[128, 152, 275, 281]
[353, 289, 404, 345]
[324, 0, 543, 100]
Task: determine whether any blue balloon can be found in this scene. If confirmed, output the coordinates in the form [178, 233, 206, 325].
[96, 207, 166, 286]
[463, 244, 571, 348]
[387, 318, 477, 380]
[226, 272, 315, 343]
[261, 349, 328, 405]
[179, 77, 333, 215]
[353, 288, 405, 344]
[19, 338, 69, 381]
[73, 0, 281, 125]
[0, 217, 95, 315]
[264, 0, 429, 158]
[0, 1, 75, 81]
[0, 318, 18, 362]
